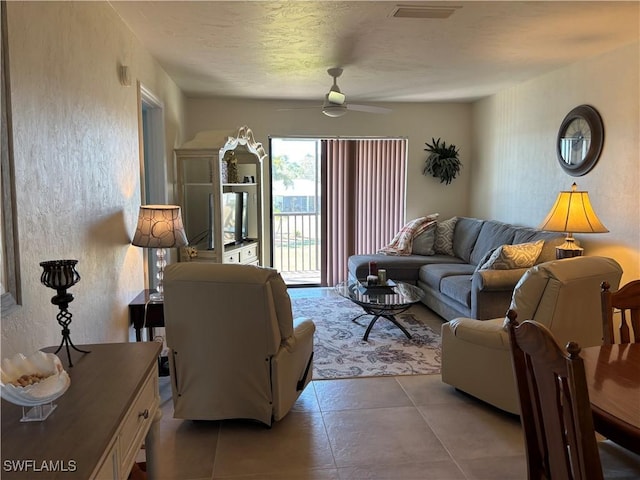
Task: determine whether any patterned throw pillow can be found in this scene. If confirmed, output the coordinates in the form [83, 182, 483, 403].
[479, 240, 544, 270]
[434, 217, 457, 256]
[378, 214, 439, 255]
[412, 223, 437, 255]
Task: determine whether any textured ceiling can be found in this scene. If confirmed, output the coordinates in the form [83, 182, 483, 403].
[110, 1, 640, 103]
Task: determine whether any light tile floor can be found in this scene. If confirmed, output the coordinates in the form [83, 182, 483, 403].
[148, 288, 530, 479]
[151, 370, 531, 479]
[151, 370, 640, 480]
[147, 289, 640, 480]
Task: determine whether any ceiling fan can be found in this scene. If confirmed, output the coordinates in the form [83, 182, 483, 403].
[281, 68, 392, 117]
[321, 67, 391, 117]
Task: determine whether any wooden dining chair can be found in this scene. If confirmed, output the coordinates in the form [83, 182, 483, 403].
[601, 280, 640, 344]
[505, 309, 605, 480]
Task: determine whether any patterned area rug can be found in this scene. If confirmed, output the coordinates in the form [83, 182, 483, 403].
[291, 289, 441, 380]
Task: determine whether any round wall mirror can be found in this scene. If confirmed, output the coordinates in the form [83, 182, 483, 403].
[556, 105, 604, 176]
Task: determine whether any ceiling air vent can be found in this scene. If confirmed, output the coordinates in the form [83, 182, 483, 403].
[391, 4, 462, 19]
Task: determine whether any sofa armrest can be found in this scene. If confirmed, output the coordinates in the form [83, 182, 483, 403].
[471, 270, 524, 319]
[474, 268, 527, 291]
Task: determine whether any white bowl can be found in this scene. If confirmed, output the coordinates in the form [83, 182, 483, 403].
[0, 351, 70, 406]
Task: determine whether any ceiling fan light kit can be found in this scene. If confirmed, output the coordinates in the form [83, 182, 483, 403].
[327, 90, 345, 105]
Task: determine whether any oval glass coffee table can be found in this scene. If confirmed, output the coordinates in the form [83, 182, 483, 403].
[334, 280, 425, 341]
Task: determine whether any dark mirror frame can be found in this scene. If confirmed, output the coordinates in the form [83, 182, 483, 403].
[556, 104, 604, 177]
[1, 1, 22, 315]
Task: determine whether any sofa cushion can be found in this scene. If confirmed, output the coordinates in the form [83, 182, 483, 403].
[512, 229, 565, 263]
[440, 275, 474, 308]
[348, 254, 436, 282]
[412, 222, 437, 255]
[479, 240, 544, 270]
[434, 217, 457, 255]
[419, 263, 476, 290]
[469, 221, 520, 265]
[452, 217, 484, 263]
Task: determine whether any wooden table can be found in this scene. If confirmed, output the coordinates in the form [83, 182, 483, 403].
[582, 343, 640, 454]
[1, 342, 161, 479]
[129, 289, 165, 342]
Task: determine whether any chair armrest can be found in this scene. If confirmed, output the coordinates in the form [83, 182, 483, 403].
[272, 317, 315, 421]
[447, 317, 510, 350]
[281, 317, 316, 352]
[475, 268, 527, 291]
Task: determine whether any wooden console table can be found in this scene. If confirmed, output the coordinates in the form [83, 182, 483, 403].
[1, 342, 161, 479]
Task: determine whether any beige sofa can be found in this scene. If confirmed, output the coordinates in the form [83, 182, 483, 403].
[441, 256, 622, 414]
[163, 262, 315, 426]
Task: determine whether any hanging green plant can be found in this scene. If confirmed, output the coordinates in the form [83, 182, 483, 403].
[423, 138, 462, 185]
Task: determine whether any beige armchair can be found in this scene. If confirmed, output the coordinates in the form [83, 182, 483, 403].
[163, 262, 315, 426]
[441, 256, 622, 414]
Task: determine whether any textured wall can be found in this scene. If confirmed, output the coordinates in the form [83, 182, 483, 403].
[4, 3, 635, 360]
[471, 42, 640, 283]
[185, 98, 473, 252]
[2, 2, 185, 357]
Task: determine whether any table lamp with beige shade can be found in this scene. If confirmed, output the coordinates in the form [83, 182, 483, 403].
[132, 205, 188, 301]
[539, 183, 609, 259]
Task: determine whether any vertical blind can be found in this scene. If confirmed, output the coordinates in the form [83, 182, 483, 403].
[321, 138, 407, 285]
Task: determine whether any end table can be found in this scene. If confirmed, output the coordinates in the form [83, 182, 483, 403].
[129, 289, 165, 342]
[129, 289, 169, 377]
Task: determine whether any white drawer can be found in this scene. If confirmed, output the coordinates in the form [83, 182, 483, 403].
[223, 251, 240, 263]
[119, 372, 158, 473]
[240, 245, 258, 263]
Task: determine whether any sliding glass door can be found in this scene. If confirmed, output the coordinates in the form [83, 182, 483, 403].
[270, 138, 322, 285]
[270, 136, 407, 287]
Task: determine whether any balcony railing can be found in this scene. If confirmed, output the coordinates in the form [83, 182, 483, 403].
[273, 212, 320, 284]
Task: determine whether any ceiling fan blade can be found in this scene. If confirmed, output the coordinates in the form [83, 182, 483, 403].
[346, 104, 392, 114]
[277, 105, 322, 111]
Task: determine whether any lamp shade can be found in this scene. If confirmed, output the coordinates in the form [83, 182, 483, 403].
[132, 205, 188, 248]
[539, 183, 608, 234]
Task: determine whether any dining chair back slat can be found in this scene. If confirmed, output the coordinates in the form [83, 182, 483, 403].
[601, 280, 640, 344]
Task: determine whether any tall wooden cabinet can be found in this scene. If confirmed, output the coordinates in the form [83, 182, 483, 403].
[175, 126, 265, 265]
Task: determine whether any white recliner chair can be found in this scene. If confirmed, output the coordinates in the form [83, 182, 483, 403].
[441, 256, 622, 414]
[163, 262, 315, 426]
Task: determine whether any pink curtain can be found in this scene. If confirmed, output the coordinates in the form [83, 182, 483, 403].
[321, 138, 406, 285]
[355, 139, 407, 254]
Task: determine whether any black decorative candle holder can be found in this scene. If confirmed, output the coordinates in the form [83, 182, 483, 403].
[40, 259, 90, 367]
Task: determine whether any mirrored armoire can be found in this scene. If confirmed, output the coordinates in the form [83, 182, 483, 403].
[174, 126, 265, 265]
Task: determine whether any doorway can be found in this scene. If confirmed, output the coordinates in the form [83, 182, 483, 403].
[269, 138, 321, 285]
[138, 83, 166, 290]
[270, 136, 407, 287]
